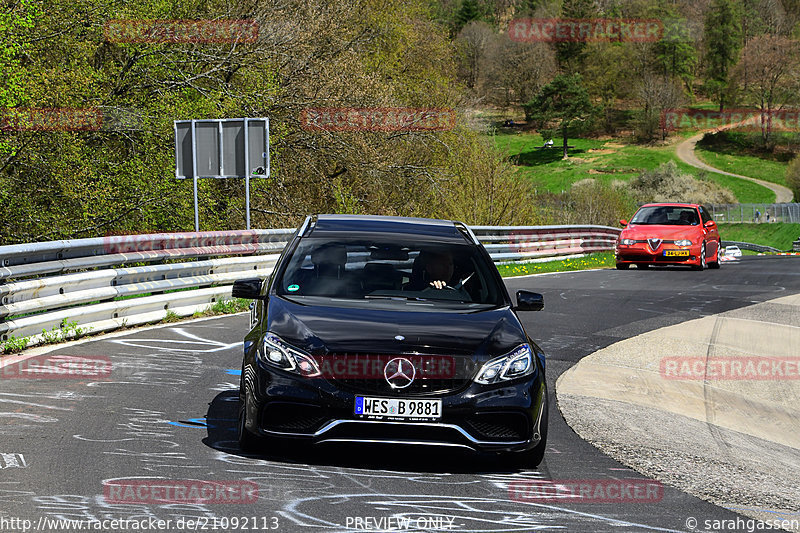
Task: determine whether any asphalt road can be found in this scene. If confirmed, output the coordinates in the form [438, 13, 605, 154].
[1, 256, 798, 533]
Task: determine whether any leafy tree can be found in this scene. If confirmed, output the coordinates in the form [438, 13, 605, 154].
[652, 10, 697, 94]
[555, 0, 597, 72]
[704, 0, 742, 111]
[583, 42, 633, 132]
[455, 0, 483, 32]
[0, 0, 546, 244]
[0, 0, 39, 155]
[523, 74, 594, 158]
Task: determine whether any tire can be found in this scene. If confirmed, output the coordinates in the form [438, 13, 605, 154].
[708, 243, 721, 269]
[692, 244, 706, 271]
[635, 263, 649, 269]
[615, 263, 630, 270]
[238, 388, 261, 453]
[504, 395, 548, 469]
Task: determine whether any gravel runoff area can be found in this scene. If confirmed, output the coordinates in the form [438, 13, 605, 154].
[556, 292, 800, 531]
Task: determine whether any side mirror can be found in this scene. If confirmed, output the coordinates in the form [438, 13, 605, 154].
[619, 219, 628, 227]
[515, 290, 544, 312]
[704, 220, 715, 228]
[232, 278, 264, 299]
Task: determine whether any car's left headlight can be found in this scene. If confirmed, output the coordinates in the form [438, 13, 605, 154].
[674, 239, 692, 247]
[474, 344, 536, 384]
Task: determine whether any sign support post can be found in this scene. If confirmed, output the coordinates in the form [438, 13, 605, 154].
[174, 118, 269, 232]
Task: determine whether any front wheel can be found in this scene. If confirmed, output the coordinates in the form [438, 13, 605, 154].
[615, 263, 630, 270]
[692, 244, 707, 271]
[708, 242, 721, 269]
[238, 390, 261, 453]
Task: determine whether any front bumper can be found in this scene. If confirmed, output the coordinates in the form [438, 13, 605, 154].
[615, 243, 700, 265]
[242, 363, 547, 453]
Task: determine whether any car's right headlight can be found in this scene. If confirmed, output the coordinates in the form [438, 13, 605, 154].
[258, 333, 321, 377]
[619, 238, 635, 245]
[474, 344, 536, 385]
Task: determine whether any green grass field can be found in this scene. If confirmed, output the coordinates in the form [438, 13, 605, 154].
[491, 130, 776, 203]
[717, 223, 800, 250]
[695, 147, 789, 187]
[496, 252, 615, 277]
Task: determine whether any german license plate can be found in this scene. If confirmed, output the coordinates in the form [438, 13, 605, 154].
[664, 250, 690, 257]
[355, 396, 441, 420]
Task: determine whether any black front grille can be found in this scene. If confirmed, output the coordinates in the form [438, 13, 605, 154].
[655, 252, 694, 262]
[323, 353, 475, 396]
[261, 402, 328, 434]
[464, 412, 528, 441]
[621, 253, 694, 263]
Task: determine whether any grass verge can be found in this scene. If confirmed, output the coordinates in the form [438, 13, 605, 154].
[497, 252, 615, 277]
[717, 223, 800, 251]
[695, 147, 788, 187]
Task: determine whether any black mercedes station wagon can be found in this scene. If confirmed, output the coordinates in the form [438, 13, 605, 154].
[232, 214, 548, 466]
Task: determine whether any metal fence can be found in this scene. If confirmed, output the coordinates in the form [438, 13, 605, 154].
[708, 203, 800, 224]
[0, 225, 620, 348]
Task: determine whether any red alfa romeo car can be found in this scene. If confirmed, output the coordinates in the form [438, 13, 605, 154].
[615, 203, 722, 270]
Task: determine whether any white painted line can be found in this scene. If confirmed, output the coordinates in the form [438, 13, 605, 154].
[0, 312, 248, 369]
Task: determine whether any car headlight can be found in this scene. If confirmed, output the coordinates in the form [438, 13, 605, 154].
[674, 239, 692, 247]
[619, 238, 635, 245]
[474, 344, 536, 385]
[259, 333, 321, 377]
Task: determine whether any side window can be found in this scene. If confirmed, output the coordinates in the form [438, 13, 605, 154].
[699, 206, 711, 224]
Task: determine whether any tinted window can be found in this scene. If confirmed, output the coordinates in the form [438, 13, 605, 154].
[630, 206, 699, 225]
[699, 206, 712, 223]
[275, 238, 505, 307]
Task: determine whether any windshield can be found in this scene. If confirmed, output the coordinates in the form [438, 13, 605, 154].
[630, 206, 699, 226]
[275, 238, 506, 307]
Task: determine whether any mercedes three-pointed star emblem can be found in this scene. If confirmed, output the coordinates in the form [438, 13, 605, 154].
[383, 357, 416, 389]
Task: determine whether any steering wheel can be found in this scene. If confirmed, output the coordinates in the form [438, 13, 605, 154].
[422, 284, 457, 292]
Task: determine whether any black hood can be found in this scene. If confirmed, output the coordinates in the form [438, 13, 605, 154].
[266, 296, 528, 357]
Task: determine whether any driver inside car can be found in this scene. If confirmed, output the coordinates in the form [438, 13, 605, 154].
[425, 251, 455, 289]
[405, 251, 473, 298]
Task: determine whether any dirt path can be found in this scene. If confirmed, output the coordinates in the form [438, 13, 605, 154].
[675, 131, 794, 203]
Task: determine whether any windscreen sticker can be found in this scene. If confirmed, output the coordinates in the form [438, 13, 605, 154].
[287, 284, 300, 292]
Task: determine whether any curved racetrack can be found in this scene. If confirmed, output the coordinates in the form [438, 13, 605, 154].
[1, 256, 798, 532]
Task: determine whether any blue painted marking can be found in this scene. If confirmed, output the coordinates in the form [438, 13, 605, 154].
[168, 417, 237, 430]
[354, 396, 364, 415]
[168, 421, 205, 429]
[225, 369, 242, 376]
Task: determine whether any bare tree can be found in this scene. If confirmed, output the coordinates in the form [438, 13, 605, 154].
[483, 34, 557, 107]
[636, 72, 685, 141]
[454, 21, 494, 91]
[732, 34, 800, 147]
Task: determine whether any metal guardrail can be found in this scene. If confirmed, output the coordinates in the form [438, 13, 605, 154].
[721, 240, 782, 254]
[0, 225, 619, 348]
